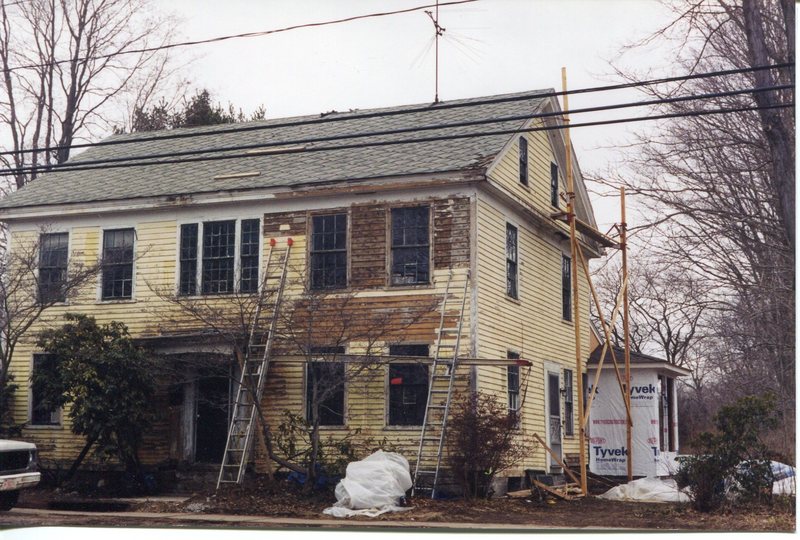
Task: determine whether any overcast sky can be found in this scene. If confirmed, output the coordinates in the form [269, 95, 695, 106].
[160, 0, 677, 228]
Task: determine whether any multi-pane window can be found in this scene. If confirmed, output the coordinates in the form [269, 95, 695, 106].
[306, 346, 346, 426]
[31, 354, 60, 425]
[102, 228, 134, 300]
[311, 214, 347, 290]
[519, 137, 528, 185]
[240, 219, 260, 293]
[564, 369, 574, 436]
[562, 255, 572, 321]
[180, 220, 260, 295]
[391, 206, 430, 286]
[38, 232, 68, 304]
[506, 224, 518, 299]
[202, 220, 236, 294]
[179, 224, 198, 296]
[550, 162, 560, 207]
[388, 344, 429, 426]
[507, 351, 521, 415]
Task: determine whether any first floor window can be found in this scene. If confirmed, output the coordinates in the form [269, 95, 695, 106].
[506, 224, 518, 299]
[102, 228, 134, 300]
[310, 213, 347, 290]
[562, 255, 572, 321]
[388, 344, 429, 426]
[507, 351, 520, 415]
[564, 369, 574, 436]
[38, 232, 69, 304]
[391, 206, 430, 285]
[306, 347, 346, 426]
[31, 354, 60, 425]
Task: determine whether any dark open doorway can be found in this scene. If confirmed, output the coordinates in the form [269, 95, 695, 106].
[195, 373, 231, 463]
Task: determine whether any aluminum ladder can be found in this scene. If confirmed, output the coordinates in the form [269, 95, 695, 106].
[412, 268, 470, 498]
[216, 237, 293, 488]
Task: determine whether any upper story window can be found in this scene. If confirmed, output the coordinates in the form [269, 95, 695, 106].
[507, 351, 521, 416]
[550, 162, 560, 207]
[562, 255, 572, 321]
[564, 368, 574, 436]
[38, 232, 68, 304]
[102, 228, 134, 300]
[310, 214, 347, 290]
[519, 137, 528, 186]
[506, 223, 518, 299]
[31, 353, 60, 426]
[306, 346, 346, 426]
[388, 344, 429, 426]
[390, 206, 430, 286]
[179, 219, 260, 296]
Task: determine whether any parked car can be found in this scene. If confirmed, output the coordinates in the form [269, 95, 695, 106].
[0, 440, 40, 510]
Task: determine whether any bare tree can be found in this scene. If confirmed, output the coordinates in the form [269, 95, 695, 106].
[0, 0, 181, 191]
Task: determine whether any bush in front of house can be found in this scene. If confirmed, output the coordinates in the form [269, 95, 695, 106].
[446, 392, 530, 498]
[675, 393, 779, 512]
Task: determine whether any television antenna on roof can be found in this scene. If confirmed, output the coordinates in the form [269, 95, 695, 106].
[425, 1, 446, 103]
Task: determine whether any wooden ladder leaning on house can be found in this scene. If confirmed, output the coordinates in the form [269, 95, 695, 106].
[216, 237, 293, 489]
[412, 268, 470, 498]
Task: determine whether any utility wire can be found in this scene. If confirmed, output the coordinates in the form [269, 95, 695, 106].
[0, 62, 792, 158]
[8, 83, 792, 174]
[0, 0, 478, 74]
[1, 102, 791, 177]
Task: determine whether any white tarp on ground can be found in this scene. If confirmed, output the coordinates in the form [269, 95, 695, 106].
[599, 477, 691, 503]
[323, 450, 414, 518]
[770, 461, 795, 496]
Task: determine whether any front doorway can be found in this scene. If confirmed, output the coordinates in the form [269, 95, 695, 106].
[545, 368, 563, 472]
[195, 373, 232, 463]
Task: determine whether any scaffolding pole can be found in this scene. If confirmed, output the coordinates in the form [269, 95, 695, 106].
[620, 186, 633, 481]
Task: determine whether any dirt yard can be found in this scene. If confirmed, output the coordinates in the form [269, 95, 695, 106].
[12, 480, 796, 532]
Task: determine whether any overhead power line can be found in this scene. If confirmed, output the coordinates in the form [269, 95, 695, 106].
[0, 0, 478, 74]
[8, 84, 792, 174]
[1, 62, 792, 159]
[0, 102, 791, 177]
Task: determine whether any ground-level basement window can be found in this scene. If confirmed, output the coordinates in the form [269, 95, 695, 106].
[390, 206, 430, 286]
[564, 368, 574, 436]
[388, 344, 429, 426]
[306, 346, 346, 426]
[101, 228, 135, 300]
[310, 213, 347, 290]
[38, 232, 68, 304]
[30, 353, 60, 425]
[506, 224, 518, 299]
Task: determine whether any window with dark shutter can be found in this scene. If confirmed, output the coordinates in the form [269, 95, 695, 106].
[519, 137, 528, 185]
[388, 344, 429, 426]
[390, 207, 430, 286]
[562, 255, 572, 321]
[506, 224, 518, 299]
[564, 369, 574, 436]
[551, 162, 560, 207]
[202, 220, 236, 294]
[240, 219, 260, 293]
[31, 353, 60, 425]
[179, 224, 198, 296]
[38, 232, 68, 304]
[101, 228, 134, 300]
[311, 214, 347, 290]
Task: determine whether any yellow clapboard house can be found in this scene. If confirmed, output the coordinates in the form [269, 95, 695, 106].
[0, 90, 603, 492]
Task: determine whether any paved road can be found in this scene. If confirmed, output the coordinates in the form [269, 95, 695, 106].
[1, 507, 585, 531]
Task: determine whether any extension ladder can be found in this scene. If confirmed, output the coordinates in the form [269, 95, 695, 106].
[412, 268, 470, 498]
[216, 237, 293, 488]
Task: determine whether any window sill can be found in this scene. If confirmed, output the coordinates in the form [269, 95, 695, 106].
[561, 318, 574, 326]
[383, 425, 423, 431]
[504, 295, 521, 305]
[317, 425, 349, 431]
[387, 283, 434, 292]
[26, 424, 62, 430]
[96, 298, 136, 304]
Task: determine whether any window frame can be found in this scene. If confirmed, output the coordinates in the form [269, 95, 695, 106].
[100, 227, 136, 301]
[562, 254, 572, 321]
[506, 223, 519, 299]
[507, 351, 521, 417]
[38, 232, 69, 304]
[389, 205, 432, 287]
[305, 346, 347, 427]
[386, 344, 430, 427]
[30, 353, 61, 427]
[177, 217, 262, 296]
[309, 212, 348, 290]
[519, 136, 528, 186]
[564, 368, 574, 436]
[550, 162, 560, 208]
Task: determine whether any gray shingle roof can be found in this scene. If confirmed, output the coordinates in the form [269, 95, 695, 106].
[0, 90, 552, 210]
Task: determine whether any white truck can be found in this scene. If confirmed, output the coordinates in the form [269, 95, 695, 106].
[0, 440, 40, 510]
